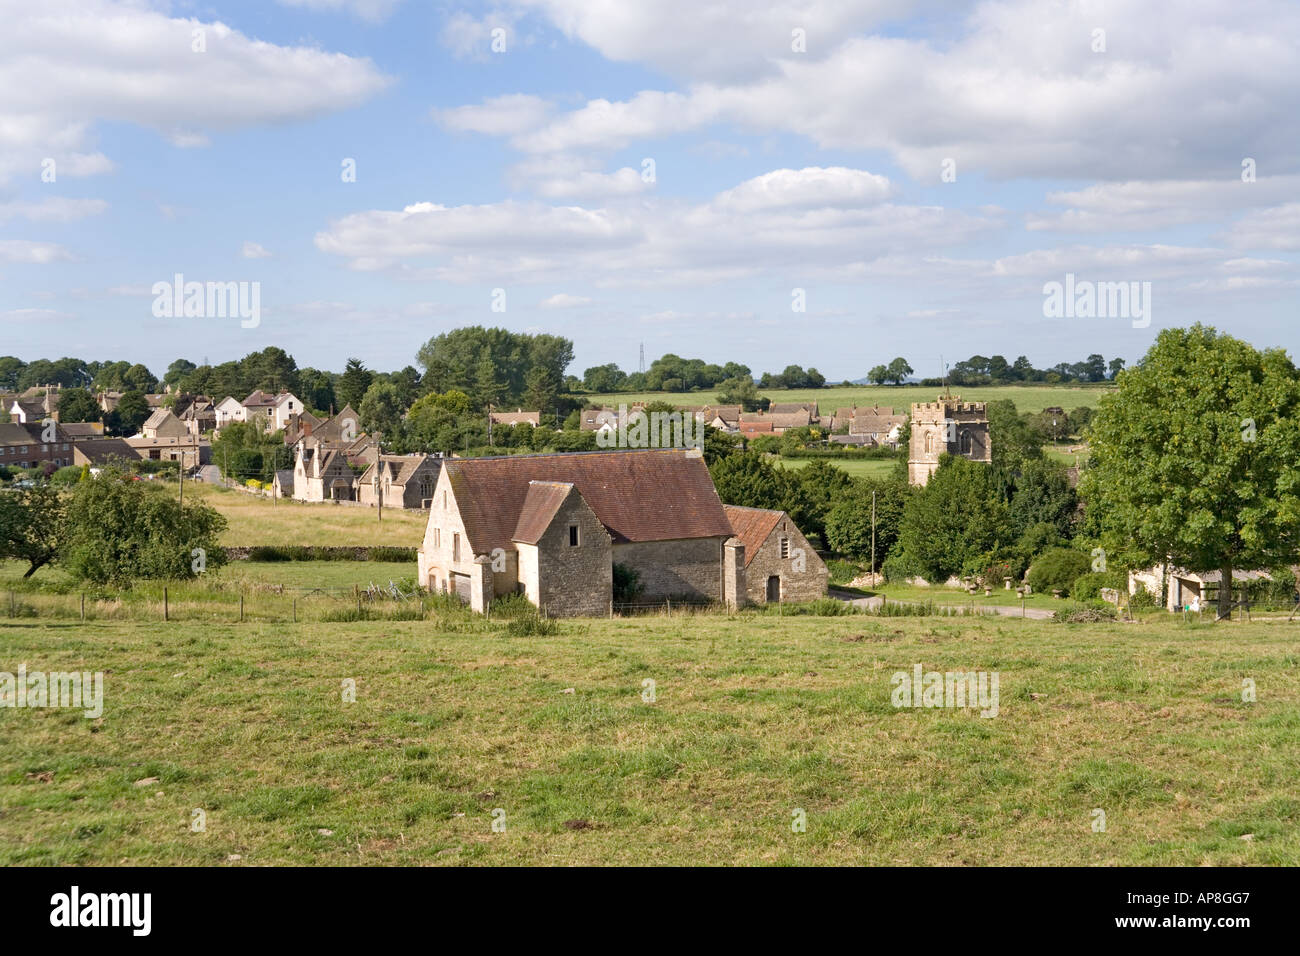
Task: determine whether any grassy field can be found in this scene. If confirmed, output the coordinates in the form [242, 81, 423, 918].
[185, 484, 427, 548]
[777, 457, 900, 480]
[591, 384, 1114, 416]
[2, 612, 1296, 865]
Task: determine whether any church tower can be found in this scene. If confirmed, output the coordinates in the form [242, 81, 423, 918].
[907, 396, 992, 486]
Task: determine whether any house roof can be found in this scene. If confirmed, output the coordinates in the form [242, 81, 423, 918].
[359, 453, 436, 486]
[241, 389, 278, 408]
[767, 402, 818, 417]
[723, 504, 786, 568]
[73, 438, 141, 464]
[143, 408, 174, 430]
[0, 422, 41, 445]
[444, 449, 733, 554]
[512, 481, 577, 544]
[851, 412, 907, 436]
[490, 409, 541, 426]
[59, 422, 103, 437]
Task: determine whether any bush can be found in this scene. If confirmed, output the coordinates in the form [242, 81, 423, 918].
[488, 592, 535, 619]
[1128, 586, 1159, 610]
[882, 549, 924, 583]
[504, 610, 560, 636]
[1053, 600, 1117, 623]
[50, 465, 83, 486]
[1027, 548, 1092, 596]
[825, 559, 863, 586]
[612, 563, 644, 604]
[1071, 570, 1125, 601]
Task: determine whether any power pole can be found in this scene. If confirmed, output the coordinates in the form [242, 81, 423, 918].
[487, 402, 493, 448]
[178, 452, 183, 507]
[375, 466, 382, 523]
[870, 490, 877, 584]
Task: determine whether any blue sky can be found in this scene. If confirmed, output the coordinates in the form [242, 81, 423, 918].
[2, 0, 1297, 381]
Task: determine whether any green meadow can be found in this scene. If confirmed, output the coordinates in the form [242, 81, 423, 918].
[2, 611, 1295, 865]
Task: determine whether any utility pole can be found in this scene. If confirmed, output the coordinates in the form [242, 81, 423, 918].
[870, 490, 877, 584]
[487, 402, 493, 447]
[178, 451, 183, 507]
[375, 466, 382, 523]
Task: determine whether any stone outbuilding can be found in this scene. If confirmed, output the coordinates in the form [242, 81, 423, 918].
[417, 449, 745, 615]
[723, 504, 829, 604]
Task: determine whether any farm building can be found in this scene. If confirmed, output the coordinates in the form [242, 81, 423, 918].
[723, 504, 829, 604]
[356, 454, 441, 509]
[417, 448, 782, 615]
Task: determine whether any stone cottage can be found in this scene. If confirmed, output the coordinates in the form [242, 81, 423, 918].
[907, 396, 992, 486]
[356, 454, 442, 509]
[417, 449, 750, 615]
[723, 505, 828, 604]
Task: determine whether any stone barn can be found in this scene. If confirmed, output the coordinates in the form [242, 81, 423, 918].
[723, 505, 829, 604]
[417, 449, 746, 615]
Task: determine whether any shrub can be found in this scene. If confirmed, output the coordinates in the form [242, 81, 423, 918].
[1053, 600, 1117, 623]
[612, 563, 644, 604]
[881, 549, 924, 583]
[1027, 548, 1092, 596]
[1071, 570, 1125, 602]
[50, 465, 83, 486]
[488, 592, 535, 619]
[825, 559, 863, 586]
[504, 610, 559, 636]
[1128, 586, 1159, 610]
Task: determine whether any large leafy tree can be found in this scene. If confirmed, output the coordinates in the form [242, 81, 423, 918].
[62, 471, 227, 586]
[56, 388, 102, 424]
[825, 476, 911, 562]
[0, 484, 65, 578]
[1080, 325, 1300, 618]
[896, 454, 1012, 582]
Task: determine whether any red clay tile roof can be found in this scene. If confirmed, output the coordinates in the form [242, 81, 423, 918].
[723, 504, 785, 568]
[445, 449, 733, 553]
[512, 481, 576, 544]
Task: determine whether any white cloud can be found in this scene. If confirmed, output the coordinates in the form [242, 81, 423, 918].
[276, 0, 405, 22]
[241, 241, 273, 259]
[0, 0, 392, 183]
[508, 155, 651, 199]
[0, 196, 107, 222]
[478, 0, 1300, 182]
[1222, 202, 1300, 251]
[0, 240, 74, 264]
[1028, 177, 1300, 232]
[709, 166, 892, 213]
[437, 94, 553, 136]
[540, 293, 592, 308]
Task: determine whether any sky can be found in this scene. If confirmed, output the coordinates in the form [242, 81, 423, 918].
[1, 0, 1297, 382]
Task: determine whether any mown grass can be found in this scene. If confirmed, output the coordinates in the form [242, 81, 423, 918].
[777, 457, 900, 480]
[183, 484, 428, 548]
[1, 613, 1295, 865]
[589, 384, 1114, 416]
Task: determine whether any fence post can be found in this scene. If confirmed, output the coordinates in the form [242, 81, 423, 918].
[164, 587, 169, 622]
[239, 594, 244, 623]
[293, 598, 297, 623]
[80, 593, 85, 621]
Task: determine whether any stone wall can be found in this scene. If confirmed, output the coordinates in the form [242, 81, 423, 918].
[613, 537, 728, 603]
[534, 491, 612, 616]
[743, 517, 828, 604]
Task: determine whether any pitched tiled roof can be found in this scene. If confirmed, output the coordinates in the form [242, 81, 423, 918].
[722, 505, 786, 568]
[73, 437, 140, 464]
[512, 481, 576, 544]
[0, 422, 40, 445]
[490, 409, 541, 426]
[444, 449, 732, 554]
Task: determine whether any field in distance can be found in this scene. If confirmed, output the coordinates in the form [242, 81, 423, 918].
[588, 383, 1113, 415]
[184, 484, 427, 548]
[3, 613, 1294, 866]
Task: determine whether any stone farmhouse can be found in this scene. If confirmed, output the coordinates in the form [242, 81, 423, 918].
[357, 454, 442, 509]
[293, 441, 361, 502]
[489, 409, 541, 428]
[417, 448, 812, 615]
[907, 396, 992, 486]
[723, 504, 828, 604]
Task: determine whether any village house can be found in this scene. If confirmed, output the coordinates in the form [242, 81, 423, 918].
[125, 433, 208, 468]
[0, 421, 75, 468]
[723, 504, 829, 604]
[417, 449, 752, 615]
[1128, 565, 1278, 613]
[268, 392, 306, 432]
[842, 405, 908, 448]
[293, 441, 362, 502]
[356, 454, 442, 509]
[489, 409, 542, 428]
[140, 408, 189, 440]
[179, 398, 216, 436]
[214, 396, 245, 429]
[72, 437, 142, 468]
[907, 396, 992, 486]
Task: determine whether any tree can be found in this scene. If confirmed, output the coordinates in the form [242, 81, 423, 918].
[895, 455, 1012, 582]
[868, 364, 889, 386]
[56, 388, 101, 424]
[358, 381, 405, 440]
[523, 365, 560, 414]
[0, 484, 65, 577]
[113, 391, 150, 435]
[121, 363, 158, 393]
[716, 376, 764, 411]
[1107, 357, 1126, 379]
[297, 367, 337, 413]
[1009, 458, 1077, 540]
[886, 357, 913, 385]
[474, 357, 506, 411]
[338, 358, 373, 410]
[163, 359, 197, 388]
[583, 363, 627, 393]
[0, 356, 24, 391]
[1080, 325, 1300, 618]
[824, 477, 911, 561]
[61, 470, 227, 586]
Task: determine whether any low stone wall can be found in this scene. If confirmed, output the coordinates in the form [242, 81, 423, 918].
[224, 546, 417, 561]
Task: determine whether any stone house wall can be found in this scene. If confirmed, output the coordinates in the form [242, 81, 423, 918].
[744, 517, 828, 604]
[612, 537, 728, 603]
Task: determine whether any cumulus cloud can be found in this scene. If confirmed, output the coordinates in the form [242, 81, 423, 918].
[276, 0, 405, 22]
[1221, 202, 1300, 251]
[539, 293, 593, 308]
[0, 196, 107, 222]
[0, 0, 392, 183]
[241, 241, 274, 259]
[0, 240, 74, 264]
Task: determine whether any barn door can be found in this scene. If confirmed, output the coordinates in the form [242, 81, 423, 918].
[766, 575, 780, 602]
[451, 572, 471, 604]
